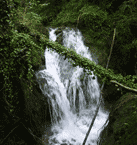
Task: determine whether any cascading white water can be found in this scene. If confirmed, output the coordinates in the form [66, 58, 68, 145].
[35, 27, 109, 145]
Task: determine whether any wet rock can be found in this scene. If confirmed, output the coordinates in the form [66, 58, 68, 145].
[62, 139, 67, 142]
[71, 138, 76, 142]
[55, 27, 64, 45]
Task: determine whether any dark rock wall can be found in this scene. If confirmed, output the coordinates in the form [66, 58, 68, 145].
[0, 46, 52, 145]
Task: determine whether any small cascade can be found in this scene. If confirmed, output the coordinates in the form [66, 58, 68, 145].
[35, 27, 109, 145]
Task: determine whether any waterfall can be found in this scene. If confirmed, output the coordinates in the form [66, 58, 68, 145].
[35, 27, 109, 145]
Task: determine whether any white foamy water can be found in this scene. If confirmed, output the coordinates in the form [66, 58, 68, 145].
[35, 27, 109, 145]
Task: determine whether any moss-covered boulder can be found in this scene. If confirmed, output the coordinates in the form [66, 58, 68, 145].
[98, 92, 137, 145]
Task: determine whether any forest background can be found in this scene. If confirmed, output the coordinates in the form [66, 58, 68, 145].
[0, 0, 137, 144]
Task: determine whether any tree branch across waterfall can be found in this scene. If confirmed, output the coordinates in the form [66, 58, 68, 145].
[36, 28, 137, 91]
[11, 25, 137, 91]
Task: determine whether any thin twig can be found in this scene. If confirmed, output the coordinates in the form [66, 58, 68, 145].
[110, 80, 137, 93]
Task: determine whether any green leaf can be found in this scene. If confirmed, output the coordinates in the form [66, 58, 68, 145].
[133, 111, 136, 114]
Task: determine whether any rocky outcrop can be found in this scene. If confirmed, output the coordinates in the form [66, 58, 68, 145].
[97, 92, 137, 145]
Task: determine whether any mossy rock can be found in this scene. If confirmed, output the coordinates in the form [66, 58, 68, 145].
[98, 92, 137, 145]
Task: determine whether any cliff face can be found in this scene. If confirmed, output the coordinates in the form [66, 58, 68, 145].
[98, 92, 137, 145]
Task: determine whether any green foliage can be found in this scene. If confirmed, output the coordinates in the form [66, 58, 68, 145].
[10, 30, 44, 84]
[24, 12, 42, 24]
[80, 5, 107, 29]
[0, 0, 45, 113]
[49, 0, 86, 26]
